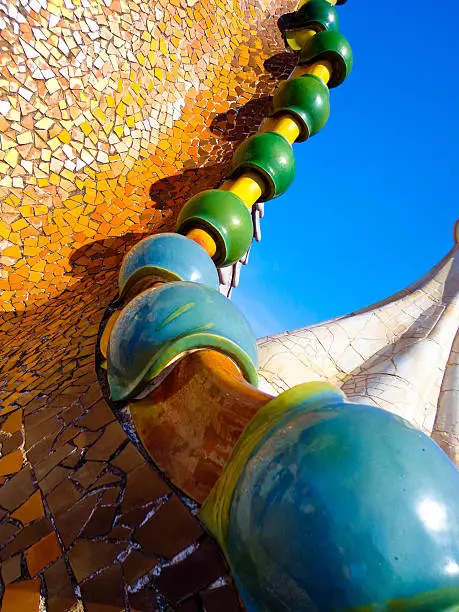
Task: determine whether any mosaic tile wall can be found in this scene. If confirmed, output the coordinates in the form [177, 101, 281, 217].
[0, 0, 297, 608]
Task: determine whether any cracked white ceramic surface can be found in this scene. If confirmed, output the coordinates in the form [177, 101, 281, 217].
[258, 223, 459, 464]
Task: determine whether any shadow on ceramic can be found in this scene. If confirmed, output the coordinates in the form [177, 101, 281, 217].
[148, 164, 227, 212]
[209, 52, 298, 142]
[68, 233, 146, 278]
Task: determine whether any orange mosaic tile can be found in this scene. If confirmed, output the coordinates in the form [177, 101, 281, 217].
[26, 531, 62, 578]
[1, 579, 41, 612]
[0, 0, 298, 608]
[1, 410, 22, 434]
[0, 451, 23, 477]
[11, 490, 45, 525]
[0, 0, 296, 310]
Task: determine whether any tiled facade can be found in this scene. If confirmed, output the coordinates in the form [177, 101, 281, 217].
[258, 232, 459, 466]
[0, 0, 297, 309]
[0, 0, 298, 608]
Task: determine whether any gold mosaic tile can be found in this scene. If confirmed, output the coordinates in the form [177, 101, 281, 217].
[0, 0, 297, 607]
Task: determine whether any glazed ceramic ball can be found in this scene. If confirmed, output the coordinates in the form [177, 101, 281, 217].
[107, 281, 258, 401]
[118, 232, 220, 297]
[225, 393, 459, 611]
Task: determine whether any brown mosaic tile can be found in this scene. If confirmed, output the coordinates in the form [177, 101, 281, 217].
[46, 479, 82, 516]
[26, 436, 54, 466]
[90, 470, 122, 490]
[0, 0, 294, 313]
[73, 430, 102, 451]
[110, 442, 144, 473]
[11, 490, 44, 525]
[118, 506, 152, 529]
[26, 531, 61, 577]
[71, 461, 105, 489]
[0, 468, 35, 512]
[135, 495, 203, 560]
[1, 430, 24, 455]
[61, 402, 88, 426]
[80, 505, 116, 538]
[129, 588, 160, 612]
[24, 407, 61, 432]
[54, 495, 96, 549]
[123, 550, 158, 587]
[108, 524, 131, 541]
[0, 0, 298, 606]
[155, 538, 228, 605]
[0, 522, 20, 545]
[25, 414, 61, 449]
[1, 554, 22, 585]
[84, 421, 126, 461]
[122, 464, 170, 513]
[75, 399, 115, 430]
[35, 444, 78, 481]
[39, 466, 70, 496]
[0, 517, 51, 562]
[68, 539, 125, 583]
[60, 453, 81, 469]
[100, 487, 121, 506]
[44, 557, 79, 612]
[53, 425, 82, 449]
[80, 564, 124, 612]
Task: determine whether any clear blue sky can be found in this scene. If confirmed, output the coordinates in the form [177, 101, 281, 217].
[234, 0, 459, 338]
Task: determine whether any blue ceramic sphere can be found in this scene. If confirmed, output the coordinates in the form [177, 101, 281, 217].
[118, 233, 219, 297]
[108, 281, 258, 400]
[225, 392, 459, 611]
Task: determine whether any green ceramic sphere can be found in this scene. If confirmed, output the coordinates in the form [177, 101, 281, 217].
[231, 132, 295, 200]
[176, 190, 253, 268]
[300, 30, 353, 88]
[272, 74, 330, 142]
[293, 0, 339, 33]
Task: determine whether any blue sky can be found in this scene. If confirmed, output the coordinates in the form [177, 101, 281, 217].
[233, 0, 459, 339]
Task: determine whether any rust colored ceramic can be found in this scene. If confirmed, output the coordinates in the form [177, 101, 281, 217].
[129, 350, 273, 503]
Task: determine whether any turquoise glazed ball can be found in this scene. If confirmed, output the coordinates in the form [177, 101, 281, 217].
[225, 392, 459, 611]
[107, 281, 258, 400]
[118, 233, 219, 297]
